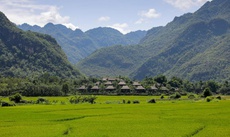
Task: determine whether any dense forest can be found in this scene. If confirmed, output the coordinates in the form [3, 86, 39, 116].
[0, 74, 229, 97]
[0, 11, 82, 78]
[77, 0, 230, 82]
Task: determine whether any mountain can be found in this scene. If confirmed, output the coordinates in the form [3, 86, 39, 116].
[0, 11, 82, 78]
[77, 0, 230, 82]
[18, 24, 146, 64]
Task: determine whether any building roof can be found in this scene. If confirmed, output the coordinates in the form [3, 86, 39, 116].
[78, 85, 86, 90]
[136, 86, 145, 90]
[161, 87, 169, 91]
[121, 85, 130, 90]
[133, 82, 141, 86]
[104, 81, 112, 85]
[91, 86, 99, 90]
[106, 86, 115, 90]
[151, 85, 158, 90]
[118, 81, 126, 85]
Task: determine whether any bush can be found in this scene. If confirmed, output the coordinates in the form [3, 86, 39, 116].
[133, 100, 140, 104]
[36, 97, 48, 104]
[160, 95, 164, 99]
[188, 94, 196, 99]
[127, 100, 131, 104]
[69, 95, 97, 104]
[170, 92, 181, 99]
[206, 97, 213, 102]
[216, 96, 221, 100]
[1, 101, 16, 107]
[203, 88, 212, 98]
[9, 93, 22, 103]
[148, 99, 156, 103]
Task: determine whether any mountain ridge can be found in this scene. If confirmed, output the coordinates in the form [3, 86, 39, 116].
[77, 0, 230, 81]
[18, 23, 147, 64]
[0, 11, 82, 78]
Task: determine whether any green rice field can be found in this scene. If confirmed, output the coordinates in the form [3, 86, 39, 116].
[0, 96, 230, 137]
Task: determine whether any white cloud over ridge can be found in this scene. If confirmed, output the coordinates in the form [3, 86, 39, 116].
[0, 0, 78, 30]
[98, 16, 110, 22]
[164, 0, 211, 10]
[136, 8, 160, 24]
[108, 23, 130, 34]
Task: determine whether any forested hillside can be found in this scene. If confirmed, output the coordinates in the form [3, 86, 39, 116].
[0, 11, 82, 78]
[19, 24, 146, 64]
[77, 0, 230, 82]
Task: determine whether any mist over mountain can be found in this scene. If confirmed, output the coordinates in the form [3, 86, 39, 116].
[0, 11, 82, 78]
[18, 24, 147, 64]
[77, 0, 230, 81]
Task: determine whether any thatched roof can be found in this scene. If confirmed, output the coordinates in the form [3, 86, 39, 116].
[133, 82, 141, 86]
[121, 85, 130, 90]
[161, 87, 169, 91]
[104, 81, 112, 85]
[106, 86, 115, 90]
[91, 86, 99, 90]
[151, 85, 158, 90]
[118, 81, 126, 85]
[78, 85, 86, 90]
[136, 86, 145, 90]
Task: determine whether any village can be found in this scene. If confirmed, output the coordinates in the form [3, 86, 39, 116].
[77, 77, 175, 95]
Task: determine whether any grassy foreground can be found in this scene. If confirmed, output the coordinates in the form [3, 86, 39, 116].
[0, 96, 230, 137]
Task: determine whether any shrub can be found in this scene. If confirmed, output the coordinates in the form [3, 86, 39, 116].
[188, 94, 196, 99]
[1, 101, 15, 107]
[122, 99, 126, 104]
[133, 100, 140, 104]
[36, 97, 48, 104]
[127, 100, 131, 104]
[216, 96, 221, 100]
[9, 93, 22, 103]
[160, 95, 164, 99]
[206, 97, 213, 102]
[203, 88, 212, 98]
[148, 99, 156, 103]
[69, 95, 97, 104]
[170, 92, 181, 99]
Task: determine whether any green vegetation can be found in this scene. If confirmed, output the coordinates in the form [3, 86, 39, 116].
[0, 12, 82, 78]
[0, 96, 230, 137]
[76, 0, 230, 82]
[18, 24, 146, 64]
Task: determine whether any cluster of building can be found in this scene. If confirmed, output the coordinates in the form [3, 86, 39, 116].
[77, 77, 169, 94]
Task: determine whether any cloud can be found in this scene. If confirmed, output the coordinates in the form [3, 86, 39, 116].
[98, 16, 110, 22]
[135, 8, 160, 24]
[0, 0, 78, 30]
[164, 0, 211, 10]
[108, 23, 130, 34]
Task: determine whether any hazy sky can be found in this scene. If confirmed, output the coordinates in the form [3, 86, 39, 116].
[0, 0, 211, 34]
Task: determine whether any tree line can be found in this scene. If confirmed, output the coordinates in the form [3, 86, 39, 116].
[0, 73, 229, 96]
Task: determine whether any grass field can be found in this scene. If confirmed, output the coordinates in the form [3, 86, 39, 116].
[0, 96, 230, 137]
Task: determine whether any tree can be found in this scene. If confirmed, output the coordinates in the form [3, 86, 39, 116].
[62, 83, 69, 95]
[9, 93, 22, 103]
[154, 75, 167, 85]
[203, 88, 212, 97]
[205, 80, 219, 93]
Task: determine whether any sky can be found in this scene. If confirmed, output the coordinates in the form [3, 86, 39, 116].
[0, 0, 211, 34]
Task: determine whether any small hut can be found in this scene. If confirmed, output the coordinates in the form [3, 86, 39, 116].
[106, 85, 115, 92]
[91, 86, 100, 92]
[151, 85, 158, 91]
[78, 85, 86, 92]
[135, 85, 146, 93]
[133, 82, 141, 87]
[121, 85, 130, 93]
[104, 81, 113, 86]
[118, 81, 126, 86]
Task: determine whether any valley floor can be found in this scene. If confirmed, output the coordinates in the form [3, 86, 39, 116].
[0, 96, 230, 137]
